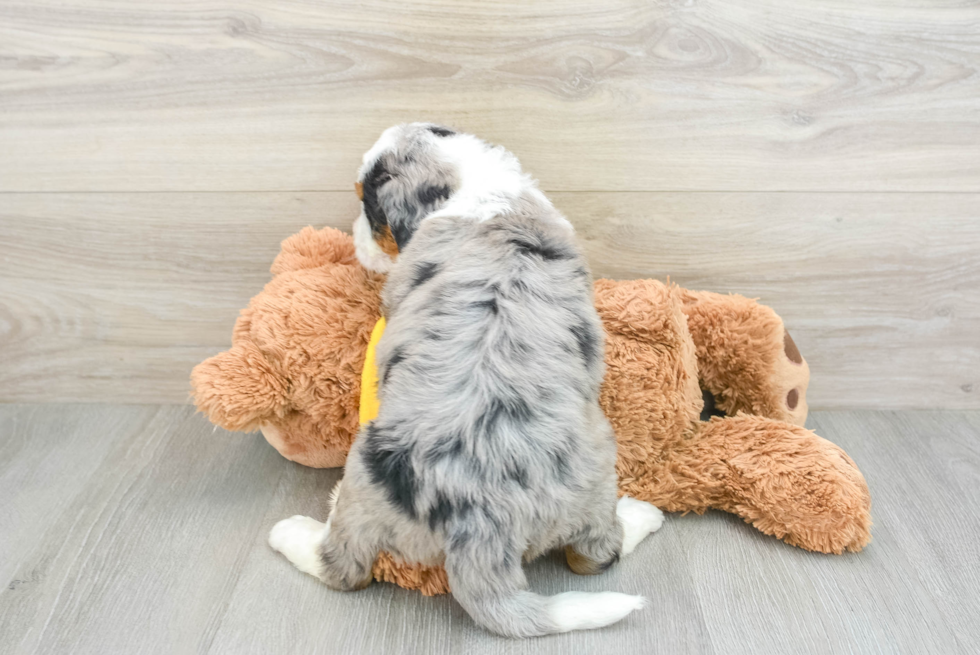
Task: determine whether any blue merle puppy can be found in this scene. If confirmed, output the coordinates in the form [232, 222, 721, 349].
[269, 123, 664, 638]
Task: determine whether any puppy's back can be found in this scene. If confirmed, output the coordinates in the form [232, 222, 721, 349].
[376, 209, 609, 511]
[356, 208, 635, 637]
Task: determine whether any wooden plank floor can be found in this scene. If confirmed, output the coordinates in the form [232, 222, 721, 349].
[1, 405, 977, 654]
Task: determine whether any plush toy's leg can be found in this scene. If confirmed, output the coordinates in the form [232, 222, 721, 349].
[680, 289, 810, 427]
[371, 551, 450, 596]
[623, 415, 872, 554]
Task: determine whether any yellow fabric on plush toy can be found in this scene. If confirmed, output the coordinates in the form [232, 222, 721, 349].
[359, 317, 386, 426]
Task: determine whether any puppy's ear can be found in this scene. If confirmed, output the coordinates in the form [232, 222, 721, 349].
[417, 184, 452, 207]
[389, 222, 415, 251]
[389, 184, 453, 250]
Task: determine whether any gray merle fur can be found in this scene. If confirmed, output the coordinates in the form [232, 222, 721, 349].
[356, 124, 459, 250]
[305, 124, 632, 638]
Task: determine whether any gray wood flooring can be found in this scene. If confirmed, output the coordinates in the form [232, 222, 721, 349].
[1, 405, 978, 654]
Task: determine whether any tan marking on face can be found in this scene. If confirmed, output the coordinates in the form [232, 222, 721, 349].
[376, 225, 400, 258]
[784, 330, 803, 364]
[355, 182, 364, 201]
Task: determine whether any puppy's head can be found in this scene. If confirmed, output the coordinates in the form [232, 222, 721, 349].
[352, 123, 460, 273]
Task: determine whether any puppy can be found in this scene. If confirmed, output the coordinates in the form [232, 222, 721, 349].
[270, 123, 664, 638]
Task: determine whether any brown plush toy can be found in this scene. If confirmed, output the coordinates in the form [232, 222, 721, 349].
[192, 226, 872, 595]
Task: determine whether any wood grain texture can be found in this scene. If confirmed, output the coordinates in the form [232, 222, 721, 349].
[1, 405, 978, 654]
[1, 192, 977, 408]
[0, 0, 978, 192]
[1, 0, 977, 408]
[0, 404, 287, 655]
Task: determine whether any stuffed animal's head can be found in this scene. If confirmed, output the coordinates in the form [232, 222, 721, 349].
[191, 227, 384, 467]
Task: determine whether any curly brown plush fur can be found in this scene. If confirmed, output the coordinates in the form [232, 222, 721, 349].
[192, 226, 872, 595]
[192, 227, 382, 467]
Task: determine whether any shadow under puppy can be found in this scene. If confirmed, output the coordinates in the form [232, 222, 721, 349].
[269, 123, 664, 637]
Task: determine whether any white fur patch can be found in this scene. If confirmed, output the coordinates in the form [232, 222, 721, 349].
[328, 480, 343, 515]
[269, 515, 329, 578]
[357, 125, 401, 179]
[547, 591, 646, 632]
[352, 211, 394, 273]
[427, 133, 568, 227]
[617, 496, 665, 555]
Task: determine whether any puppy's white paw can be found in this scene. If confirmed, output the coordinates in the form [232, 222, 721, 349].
[617, 496, 665, 555]
[269, 515, 327, 578]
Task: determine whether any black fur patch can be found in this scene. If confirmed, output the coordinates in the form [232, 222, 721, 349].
[428, 126, 455, 137]
[412, 261, 440, 288]
[424, 433, 464, 464]
[362, 425, 418, 518]
[475, 396, 533, 436]
[428, 492, 454, 531]
[552, 450, 571, 481]
[361, 159, 391, 235]
[570, 320, 600, 368]
[417, 184, 452, 207]
[596, 552, 620, 573]
[423, 328, 448, 341]
[509, 236, 571, 261]
[506, 463, 530, 489]
[551, 433, 578, 482]
[390, 221, 415, 251]
[427, 492, 472, 531]
[382, 348, 406, 386]
[471, 298, 498, 315]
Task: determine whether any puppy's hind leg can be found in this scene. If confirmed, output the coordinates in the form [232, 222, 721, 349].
[269, 489, 378, 591]
[616, 496, 664, 555]
[565, 510, 623, 576]
[565, 495, 664, 575]
[446, 520, 644, 637]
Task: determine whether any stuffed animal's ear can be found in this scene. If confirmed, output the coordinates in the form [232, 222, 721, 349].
[271, 226, 357, 275]
[190, 342, 289, 432]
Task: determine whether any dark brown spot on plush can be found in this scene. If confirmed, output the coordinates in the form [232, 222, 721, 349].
[784, 330, 803, 364]
[376, 225, 400, 258]
[787, 388, 799, 410]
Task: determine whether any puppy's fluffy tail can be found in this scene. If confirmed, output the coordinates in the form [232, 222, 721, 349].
[445, 544, 644, 637]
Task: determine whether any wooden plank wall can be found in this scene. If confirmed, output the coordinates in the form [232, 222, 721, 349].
[0, 0, 978, 408]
